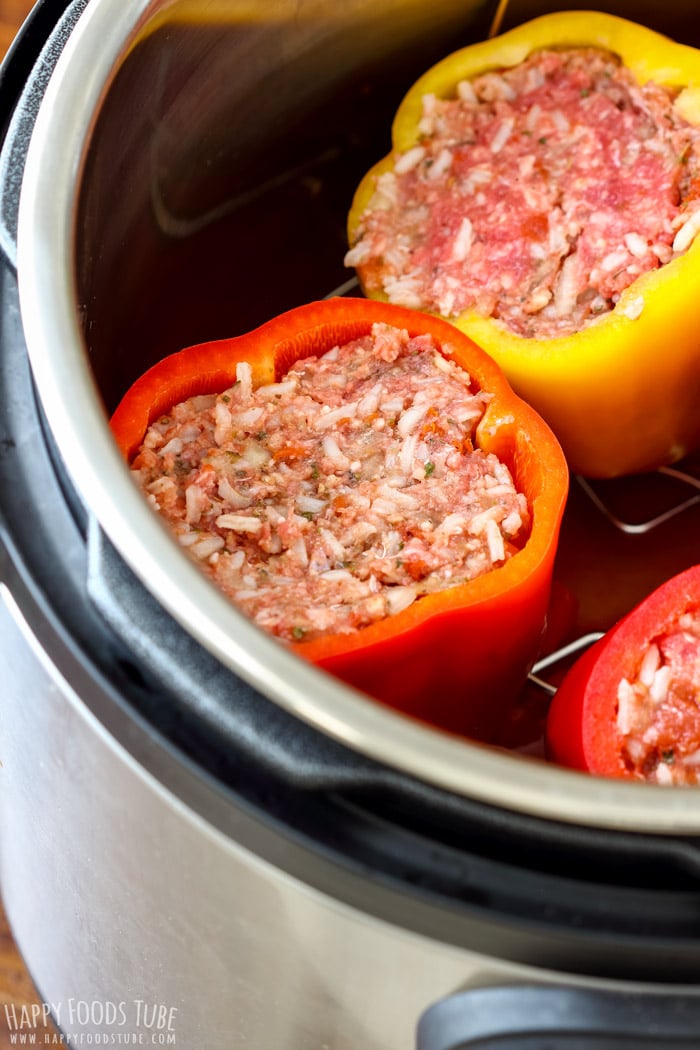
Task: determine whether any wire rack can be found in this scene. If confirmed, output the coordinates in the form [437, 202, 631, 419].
[529, 464, 700, 695]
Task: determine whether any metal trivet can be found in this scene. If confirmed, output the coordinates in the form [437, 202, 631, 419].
[528, 633, 604, 697]
[576, 466, 700, 535]
[528, 461, 700, 695]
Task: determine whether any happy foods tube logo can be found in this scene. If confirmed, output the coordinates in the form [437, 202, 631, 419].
[3, 1000, 178, 1045]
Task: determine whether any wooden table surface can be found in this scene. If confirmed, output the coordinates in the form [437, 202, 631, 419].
[0, 4, 60, 1045]
[0, 0, 32, 58]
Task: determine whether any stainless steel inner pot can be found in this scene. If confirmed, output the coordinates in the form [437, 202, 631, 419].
[14, 0, 700, 833]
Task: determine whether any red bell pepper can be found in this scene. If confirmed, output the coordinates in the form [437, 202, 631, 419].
[110, 298, 568, 743]
[546, 564, 700, 780]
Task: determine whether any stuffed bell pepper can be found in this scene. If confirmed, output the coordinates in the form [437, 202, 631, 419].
[110, 298, 568, 742]
[546, 564, 700, 783]
[346, 12, 700, 478]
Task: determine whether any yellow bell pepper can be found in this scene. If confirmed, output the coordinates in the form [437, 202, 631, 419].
[346, 12, 700, 478]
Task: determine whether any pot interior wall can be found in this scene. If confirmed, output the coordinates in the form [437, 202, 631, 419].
[76, 0, 500, 412]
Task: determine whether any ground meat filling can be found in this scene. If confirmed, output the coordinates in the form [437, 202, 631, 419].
[131, 324, 529, 642]
[346, 48, 700, 338]
[617, 611, 700, 785]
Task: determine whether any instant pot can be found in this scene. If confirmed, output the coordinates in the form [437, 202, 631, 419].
[2, 0, 700, 1046]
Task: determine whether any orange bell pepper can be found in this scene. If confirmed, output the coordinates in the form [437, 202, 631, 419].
[346, 12, 700, 479]
[110, 298, 568, 742]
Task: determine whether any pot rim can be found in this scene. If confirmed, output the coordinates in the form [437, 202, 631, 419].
[15, 0, 700, 835]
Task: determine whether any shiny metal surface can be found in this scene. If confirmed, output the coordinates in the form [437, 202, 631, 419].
[2, 587, 695, 1048]
[0, 588, 480, 1050]
[15, 0, 700, 833]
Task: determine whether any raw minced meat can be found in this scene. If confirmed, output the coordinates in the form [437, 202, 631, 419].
[346, 47, 700, 338]
[130, 323, 529, 642]
[617, 610, 700, 784]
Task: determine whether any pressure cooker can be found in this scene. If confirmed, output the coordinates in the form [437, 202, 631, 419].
[2, 0, 700, 1046]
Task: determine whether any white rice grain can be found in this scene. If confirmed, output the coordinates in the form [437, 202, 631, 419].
[386, 585, 418, 615]
[490, 117, 514, 154]
[673, 209, 700, 253]
[457, 79, 477, 104]
[427, 148, 453, 180]
[394, 146, 426, 175]
[384, 274, 425, 309]
[218, 477, 252, 508]
[147, 477, 177, 496]
[624, 232, 648, 258]
[295, 494, 328, 514]
[553, 253, 580, 317]
[344, 241, 371, 267]
[485, 518, 506, 563]
[377, 483, 419, 509]
[649, 664, 672, 705]
[616, 678, 637, 735]
[399, 432, 419, 475]
[216, 514, 262, 533]
[235, 407, 265, 430]
[322, 435, 351, 470]
[397, 403, 427, 436]
[319, 528, 346, 564]
[190, 535, 226, 560]
[256, 379, 298, 399]
[639, 643, 661, 687]
[437, 513, 467, 535]
[291, 536, 309, 568]
[236, 361, 253, 401]
[451, 217, 474, 262]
